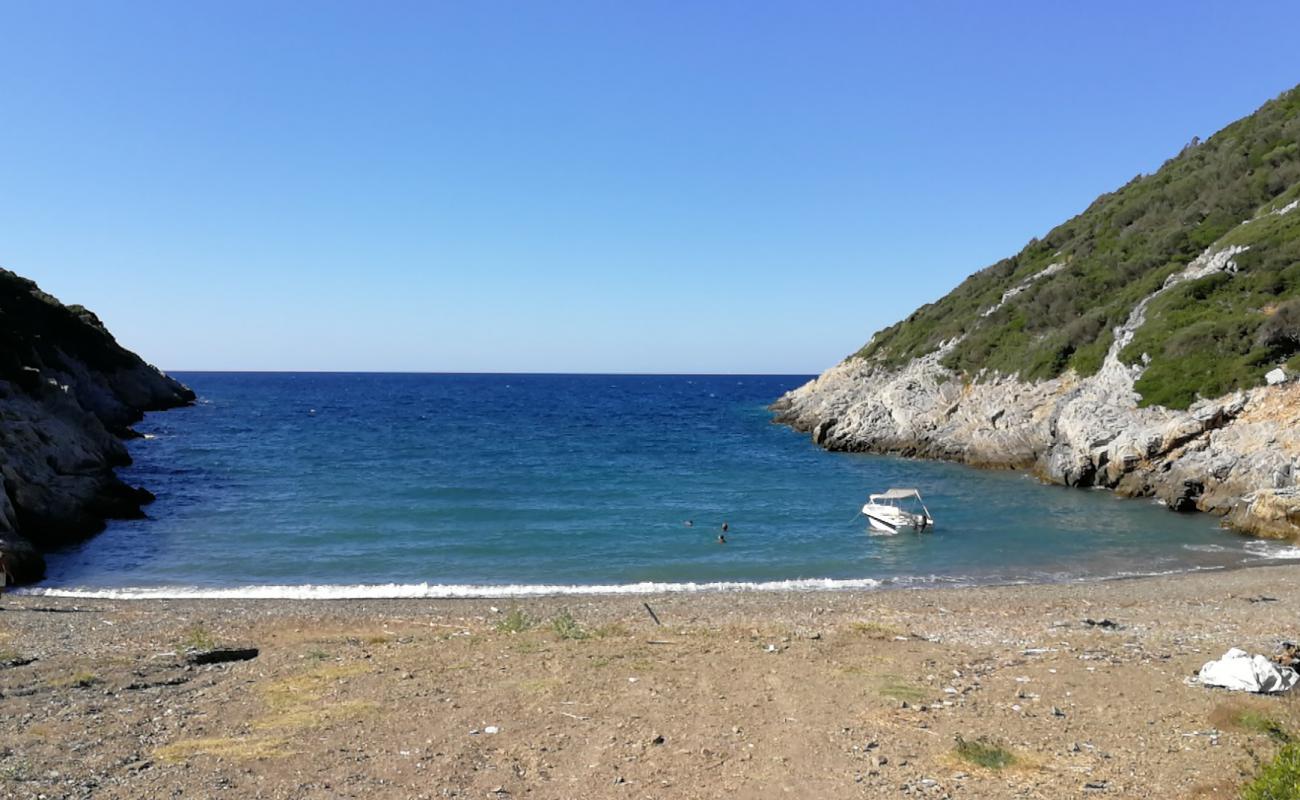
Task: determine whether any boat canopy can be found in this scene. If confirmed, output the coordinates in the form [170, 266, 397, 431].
[869, 488, 922, 502]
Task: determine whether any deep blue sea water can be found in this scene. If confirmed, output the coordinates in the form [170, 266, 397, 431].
[29, 373, 1300, 598]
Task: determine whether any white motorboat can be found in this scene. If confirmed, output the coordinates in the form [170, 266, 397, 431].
[861, 488, 934, 534]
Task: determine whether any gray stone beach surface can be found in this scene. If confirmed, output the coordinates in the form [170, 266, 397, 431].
[3, 566, 1300, 798]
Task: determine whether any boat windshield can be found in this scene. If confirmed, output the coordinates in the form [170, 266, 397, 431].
[868, 488, 921, 503]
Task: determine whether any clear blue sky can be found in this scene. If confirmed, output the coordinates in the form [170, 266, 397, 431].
[2, 2, 1297, 373]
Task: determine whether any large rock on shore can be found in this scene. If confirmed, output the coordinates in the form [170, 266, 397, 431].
[773, 246, 1300, 538]
[0, 269, 193, 584]
[775, 359, 1300, 538]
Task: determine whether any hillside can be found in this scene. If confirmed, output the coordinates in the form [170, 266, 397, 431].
[860, 85, 1300, 408]
[775, 85, 1300, 537]
[0, 269, 193, 584]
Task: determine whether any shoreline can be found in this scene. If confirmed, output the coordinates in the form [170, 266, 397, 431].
[5, 566, 1300, 797]
[16, 549, 1300, 600]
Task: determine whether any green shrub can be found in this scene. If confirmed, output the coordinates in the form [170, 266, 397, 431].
[1243, 741, 1300, 800]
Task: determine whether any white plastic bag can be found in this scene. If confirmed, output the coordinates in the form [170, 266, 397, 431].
[1197, 647, 1299, 693]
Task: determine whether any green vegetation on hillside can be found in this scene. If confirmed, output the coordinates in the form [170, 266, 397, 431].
[856, 85, 1300, 408]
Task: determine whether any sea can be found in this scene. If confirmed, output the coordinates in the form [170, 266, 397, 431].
[26, 372, 1300, 599]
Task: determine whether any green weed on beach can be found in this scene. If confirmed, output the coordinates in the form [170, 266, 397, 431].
[551, 609, 588, 640]
[180, 625, 217, 651]
[953, 736, 1016, 770]
[495, 607, 535, 634]
[1243, 741, 1300, 800]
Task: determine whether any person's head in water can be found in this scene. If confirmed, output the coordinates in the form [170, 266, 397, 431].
[684, 520, 693, 527]
[721, 522, 729, 532]
[717, 534, 727, 544]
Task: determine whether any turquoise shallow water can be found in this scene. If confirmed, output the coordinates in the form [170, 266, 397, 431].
[27, 372, 1300, 598]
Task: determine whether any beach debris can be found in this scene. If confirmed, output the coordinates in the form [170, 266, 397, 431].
[1083, 618, 1120, 630]
[484, 726, 499, 735]
[185, 647, 259, 666]
[1247, 595, 1280, 603]
[1196, 648, 1300, 693]
[1274, 642, 1300, 669]
[642, 602, 662, 626]
[1084, 780, 1108, 791]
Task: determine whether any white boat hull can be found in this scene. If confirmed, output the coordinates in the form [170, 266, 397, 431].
[861, 503, 932, 534]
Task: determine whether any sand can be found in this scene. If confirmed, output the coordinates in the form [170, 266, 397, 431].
[4, 565, 1300, 799]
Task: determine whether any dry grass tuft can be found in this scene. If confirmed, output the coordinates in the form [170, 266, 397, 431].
[254, 700, 380, 731]
[155, 736, 292, 763]
[48, 671, 100, 689]
[849, 620, 907, 640]
[261, 663, 370, 711]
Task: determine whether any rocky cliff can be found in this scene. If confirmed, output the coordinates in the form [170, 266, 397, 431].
[0, 269, 193, 585]
[775, 87, 1300, 538]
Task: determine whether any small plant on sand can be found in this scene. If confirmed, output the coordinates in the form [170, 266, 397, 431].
[0, 757, 30, 782]
[1211, 702, 1296, 745]
[180, 625, 216, 651]
[592, 622, 629, 639]
[551, 609, 588, 640]
[49, 671, 100, 689]
[495, 607, 535, 634]
[1243, 741, 1300, 800]
[1239, 711, 1294, 745]
[304, 648, 331, 662]
[850, 620, 906, 640]
[954, 736, 1016, 770]
[874, 675, 928, 704]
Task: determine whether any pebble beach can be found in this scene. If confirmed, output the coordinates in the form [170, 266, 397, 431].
[4, 565, 1300, 798]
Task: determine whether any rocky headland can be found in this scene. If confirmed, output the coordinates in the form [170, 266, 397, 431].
[775, 87, 1300, 538]
[0, 269, 193, 585]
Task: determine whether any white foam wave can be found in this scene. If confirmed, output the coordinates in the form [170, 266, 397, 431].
[1244, 542, 1300, 560]
[1098, 565, 1226, 581]
[1182, 544, 1228, 553]
[17, 576, 885, 601]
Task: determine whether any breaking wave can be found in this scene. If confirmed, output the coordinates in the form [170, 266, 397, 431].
[1244, 542, 1300, 560]
[17, 576, 885, 600]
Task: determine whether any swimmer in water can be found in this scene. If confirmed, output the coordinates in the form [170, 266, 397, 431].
[717, 534, 727, 544]
[721, 521, 729, 533]
[685, 520, 693, 527]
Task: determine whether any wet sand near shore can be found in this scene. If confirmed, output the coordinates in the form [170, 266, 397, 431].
[4, 566, 1300, 799]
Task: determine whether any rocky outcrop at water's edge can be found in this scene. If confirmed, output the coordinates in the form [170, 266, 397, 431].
[1, 269, 193, 585]
[773, 245, 1300, 539]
